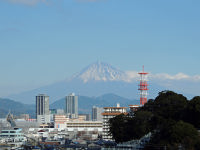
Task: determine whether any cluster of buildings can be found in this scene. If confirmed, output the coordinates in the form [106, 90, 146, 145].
[35, 93, 102, 124]
[0, 93, 139, 146]
[34, 93, 103, 141]
[34, 92, 141, 141]
[0, 67, 149, 149]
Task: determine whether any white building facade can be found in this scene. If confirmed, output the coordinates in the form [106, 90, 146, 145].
[102, 104, 127, 140]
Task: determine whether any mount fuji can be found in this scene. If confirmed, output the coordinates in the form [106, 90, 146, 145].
[71, 62, 127, 83]
[6, 62, 182, 104]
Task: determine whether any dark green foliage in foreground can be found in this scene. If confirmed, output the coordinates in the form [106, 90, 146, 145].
[109, 111, 153, 143]
[109, 114, 131, 143]
[185, 96, 200, 129]
[109, 91, 200, 149]
[146, 120, 200, 150]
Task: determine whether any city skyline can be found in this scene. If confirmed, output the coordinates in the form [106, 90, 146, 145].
[0, 0, 200, 96]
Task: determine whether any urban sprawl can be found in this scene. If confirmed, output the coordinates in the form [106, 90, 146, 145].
[0, 69, 149, 150]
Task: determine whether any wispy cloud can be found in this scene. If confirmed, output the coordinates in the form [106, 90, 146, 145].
[123, 71, 139, 82]
[124, 71, 200, 82]
[152, 73, 190, 80]
[3, 0, 48, 6]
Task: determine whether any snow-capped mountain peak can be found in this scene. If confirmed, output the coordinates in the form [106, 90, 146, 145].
[73, 62, 127, 83]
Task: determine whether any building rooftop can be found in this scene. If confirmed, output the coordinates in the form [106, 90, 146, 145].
[129, 105, 140, 107]
[103, 107, 127, 109]
[102, 112, 128, 116]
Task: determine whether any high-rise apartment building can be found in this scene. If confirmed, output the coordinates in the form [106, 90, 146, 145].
[92, 106, 103, 121]
[36, 94, 50, 124]
[65, 93, 78, 118]
[102, 103, 127, 140]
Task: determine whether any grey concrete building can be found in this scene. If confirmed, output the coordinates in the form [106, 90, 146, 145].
[36, 94, 50, 124]
[92, 106, 103, 121]
[65, 93, 78, 118]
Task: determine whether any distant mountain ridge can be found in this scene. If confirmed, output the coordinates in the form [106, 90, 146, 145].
[0, 98, 35, 118]
[50, 93, 139, 113]
[0, 93, 139, 117]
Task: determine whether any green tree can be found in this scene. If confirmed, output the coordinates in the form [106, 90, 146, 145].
[109, 114, 131, 143]
[185, 96, 200, 128]
[152, 91, 187, 121]
[109, 91, 200, 149]
[146, 121, 200, 150]
[131, 111, 153, 139]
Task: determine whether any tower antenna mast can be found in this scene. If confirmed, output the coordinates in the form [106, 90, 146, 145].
[138, 66, 149, 105]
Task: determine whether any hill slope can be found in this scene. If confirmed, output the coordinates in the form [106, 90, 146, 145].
[50, 93, 139, 113]
[0, 98, 35, 118]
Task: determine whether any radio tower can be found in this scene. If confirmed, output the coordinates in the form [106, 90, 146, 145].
[138, 66, 149, 105]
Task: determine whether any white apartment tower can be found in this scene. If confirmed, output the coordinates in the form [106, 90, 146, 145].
[36, 94, 50, 124]
[66, 93, 78, 118]
[102, 103, 127, 140]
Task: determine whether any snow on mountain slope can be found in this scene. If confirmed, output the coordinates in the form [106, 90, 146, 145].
[71, 62, 128, 82]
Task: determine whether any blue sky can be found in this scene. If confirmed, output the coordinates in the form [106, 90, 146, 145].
[0, 0, 200, 96]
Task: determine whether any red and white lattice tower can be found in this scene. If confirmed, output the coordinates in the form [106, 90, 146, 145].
[138, 66, 149, 105]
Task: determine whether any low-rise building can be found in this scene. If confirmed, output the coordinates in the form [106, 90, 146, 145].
[54, 114, 102, 131]
[66, 120, 102, 132]
[0, 128, 26, 142]
[78, 114, 91, 121]
[54, 115, 68, 129]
